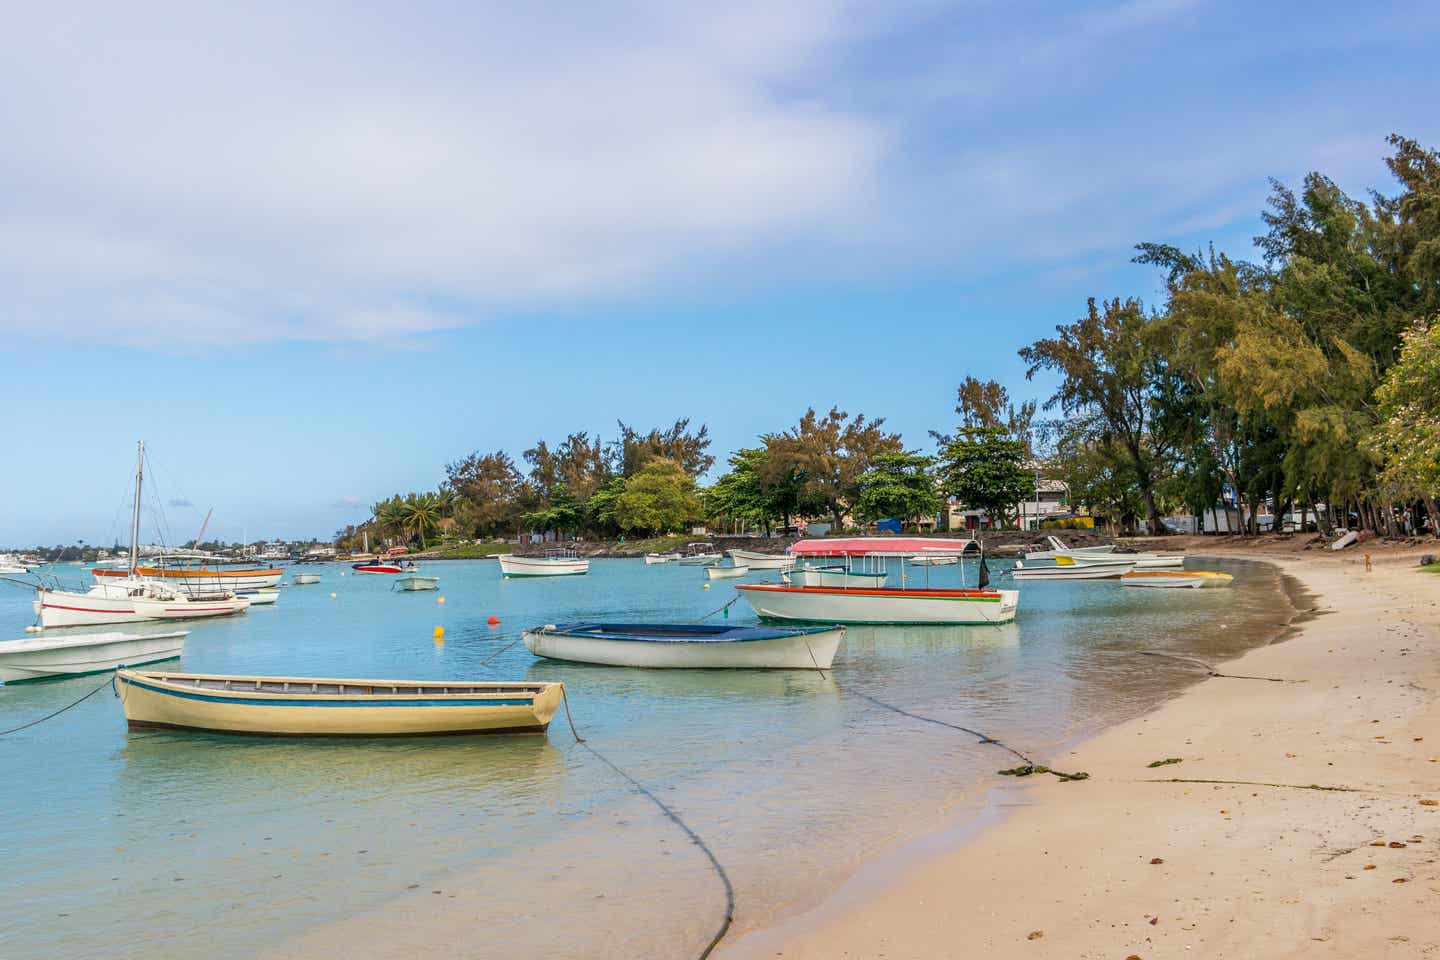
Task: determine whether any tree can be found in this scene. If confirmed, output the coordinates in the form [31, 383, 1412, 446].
[937, 428, 1036, 528]
[1366, 320, 1440, 530]
[704, 448, 775, 532]
[520, 483, 584, 538]
[613, 458, 702, 534]
[765, 407, 902, 530]
[853, 452, 942, 528]
[445, 451, 523, 538]
[1020, 298, 1176, 535]
[613, 419, 714, 478]
[398, 492, 445, 549]
[940, 376, 1037, 452]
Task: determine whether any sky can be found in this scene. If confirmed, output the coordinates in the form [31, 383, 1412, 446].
[3, 0, 1438, 545]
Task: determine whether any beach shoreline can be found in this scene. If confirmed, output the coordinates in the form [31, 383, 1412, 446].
[716, 543, 1440, 959]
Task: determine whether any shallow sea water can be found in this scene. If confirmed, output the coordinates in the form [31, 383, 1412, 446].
[0, 556, 1296, 958]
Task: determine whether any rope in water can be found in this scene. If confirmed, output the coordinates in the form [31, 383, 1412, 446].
[0, 675, 113, 736]
[1134, 650, 1293, 683]
[688, 595, 739, 623]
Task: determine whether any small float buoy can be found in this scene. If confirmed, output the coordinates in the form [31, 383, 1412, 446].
[437, 596, 445, 605]
[703, 583, 711, 590]
[329, 592, 337, 599]
[24, 625, 40, 633]
[433, 626, 445, 642]
[487, 615, 499, 625]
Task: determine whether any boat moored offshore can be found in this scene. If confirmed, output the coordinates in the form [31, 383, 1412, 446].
[1120, 570, 1234, 588]
[0, 630, 188, 683]
[725, 549, 795, 570]
[497, 549, 590, 578]
[523, 622, 845, 669]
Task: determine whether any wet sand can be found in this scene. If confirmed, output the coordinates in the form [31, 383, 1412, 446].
[718, 546, 1440, 958]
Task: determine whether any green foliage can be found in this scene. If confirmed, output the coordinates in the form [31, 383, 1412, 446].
[853, 452, 942, 527]
[613, 458, 702, 534]
[764, 407, 902, 529]
[938, 428, 1037, 528]
[1367, 320, 1440, 496]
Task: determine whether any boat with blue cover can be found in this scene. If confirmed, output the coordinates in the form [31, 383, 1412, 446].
[522, 622, 844, 669]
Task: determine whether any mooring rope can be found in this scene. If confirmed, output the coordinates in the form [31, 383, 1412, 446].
[1134, 650, 1295, 683]
[0, 675, 113, 737]
[688, 595, 739, 623]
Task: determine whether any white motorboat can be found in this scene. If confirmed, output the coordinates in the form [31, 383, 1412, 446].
[704, 564, 750, 580]
[1010, 559, 1135, 581]
[293, 573, 322, 585]
[725, 549, 795, 571]
[1024, 535, 1117, 561]
[523, 622, 844, 670]
[237, 589, 280, 605]
[0, 630, 189, 683]
[676, 543, 723, 565]
[394, 575, 441, 591]
[785, 565, 890, 588]
[498, 549, 589, 578]
[644, 552, 682, 565]
[1121, 570, 1234, 589]
[0, 563, 26, 575]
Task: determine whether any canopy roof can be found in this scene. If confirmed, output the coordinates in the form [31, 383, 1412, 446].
[790, 537, 980, 558]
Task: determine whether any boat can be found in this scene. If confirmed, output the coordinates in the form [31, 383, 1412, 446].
[785, 565, 890, 588]
[237, 589, 280, 605]
[115, 670, 566, 737]
[1057, 553, 1185, 569]
[34, 443, 251, 628]
[352, 561, 405, 574]
[725, 549, 795, 571]
[676, 543, 723, 565]
[1120, 570, 1234, 589]
[522, 622, 845, 669]
[644, 552, 681, 565]
[293, 573, 322, 585]
[0, 563, 26, 575]
[497, 549, 590, 578]
[1024, 535, 1117, 561]
[394, 575, 441, 591]
[908, 554, 958, 566]
[704, 564, 750, 580]
[1010, 559, 1135, 580]
[736, 537, 1018, 625]
[0, 630, 188, 683]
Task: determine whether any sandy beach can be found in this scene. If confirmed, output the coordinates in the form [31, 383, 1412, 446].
[719, 544, 1440, 959]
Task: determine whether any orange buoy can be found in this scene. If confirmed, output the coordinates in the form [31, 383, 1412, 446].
[437, 596, 446, 605]
[487, 615, 500, 625]
[329, 592, 337, 599]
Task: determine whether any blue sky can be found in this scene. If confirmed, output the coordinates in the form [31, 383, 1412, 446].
[3, 0, 1437, 545]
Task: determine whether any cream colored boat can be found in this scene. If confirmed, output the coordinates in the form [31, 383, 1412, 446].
[1120, 570, 1234, 589]
[704, 564, 750, 580]
[115, 670, 565, 737]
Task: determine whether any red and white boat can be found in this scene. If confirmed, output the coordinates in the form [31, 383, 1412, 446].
[736, 538, 1018, 625]
[352, 561, 406, 574]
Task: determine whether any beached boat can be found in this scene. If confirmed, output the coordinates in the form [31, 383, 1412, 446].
[1120, 570, 1234, 589]
[1024, 535, 1117, 561]
[785, 565, 890, 588]
[725, 549, 795, 570]
[497, 549, 589, 578]
[523, 622, 844, 669]
[394, 575, 441, 591]
[0, 630, 188, 683]
[1010, 559, 1135, 581]
[644, 552, 681, 564]
[704, 564, 750, 580]
[293, 573, 322, 585]
[676, 543, 723, 565]
[115, 670, 565, 737]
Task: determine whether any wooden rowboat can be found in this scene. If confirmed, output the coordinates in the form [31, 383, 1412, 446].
[1120, 570, 1234, 589]
[523, 622, 844, 669]
[704, 564, 750, 580]
[115, 670, 565, 737]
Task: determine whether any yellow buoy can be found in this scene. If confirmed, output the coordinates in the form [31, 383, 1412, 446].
[437, 596, 446, 605]
[703, 583, 711, 589]
[329, 592, 337, 599]
[433, 625, 445, 642]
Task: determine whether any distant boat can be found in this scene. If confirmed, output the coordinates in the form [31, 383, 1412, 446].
[704, 564, 750, 580]
[115, 670, 566, 737]
[498, 549, 589, 578]
[0, 630, 188, 683]
[1011, 559, 1135, 580]
[394, 575, 440, 591]
[293, 573, 322, 585]
[1121, 570, 1234, 589]
[785, 565, 889, 588]
[908, 554, 958, 566]
[523, 622, 845, 669]
[237, 588, 280, 605]
[644, 552, 682, 565]
[352, 561, 405, 574]
[676, 543, 723, 565]
[725, 549, 794, 571]
[1024, 535, 1117, 561]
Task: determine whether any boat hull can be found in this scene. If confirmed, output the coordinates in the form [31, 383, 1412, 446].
[293, 574, 322, 585]
[725, 550, 794, 570]
[395, 576, 441, 591]
[676, 554, 722, 566]
[736, 585, 1018, 625]
[704, 565, 749, 580]
[95, 567, 284, 593]
[523, 624, 844, 669]
[0, 631, 187, 683]
[1011, 562, 1134, 580]
[1121, 571, 1234, 588]
[35, 589, 151, 627]
[116, 671, 564, 737]
[497, 555, 590, 577]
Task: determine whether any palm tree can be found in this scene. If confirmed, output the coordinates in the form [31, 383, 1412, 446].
[399, 492, 445, 549]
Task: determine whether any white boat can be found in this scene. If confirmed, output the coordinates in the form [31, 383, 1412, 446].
[704, 564, 750, 580]
[293, 573, 322, 585]
[785, 565, 890, 588]
[237, 589, 280, 605]
[676, 543, 723, 565]
[1010, 559, 1135, 580]
[725, 549, 795, 571]
[94, 565, 284, 594]
[1024, 535, 1117, 561]
[0, 630, 189, 683]
[644, 552, 682, 565]
[1057, 552, 1185, 569]
[1331, 530, 1359, 551]
[498, 550, 589, 578]
[394, 575, 441, 591]
[908, 554, 958, 566]
[523, 622, 845, 669]
[0, 563, 26, 575]
[1121, 570, 1234, 589]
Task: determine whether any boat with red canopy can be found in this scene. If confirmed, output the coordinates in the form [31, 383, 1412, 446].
[735, 537, 1017, 625]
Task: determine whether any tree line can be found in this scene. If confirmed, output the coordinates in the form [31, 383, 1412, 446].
[341, 134, 1440, 549]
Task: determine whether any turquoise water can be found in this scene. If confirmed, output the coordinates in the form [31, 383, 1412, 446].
[0, 557, 1294, 959]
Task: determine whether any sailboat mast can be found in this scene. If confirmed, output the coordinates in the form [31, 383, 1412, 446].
[129, 441, 145, 575]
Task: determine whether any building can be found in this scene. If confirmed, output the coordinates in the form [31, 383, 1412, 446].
[946, 476, 1080, 531]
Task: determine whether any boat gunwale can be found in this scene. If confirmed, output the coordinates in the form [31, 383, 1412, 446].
[118, 670, 558, 701]
[735, 584, 1008, 601]
[531, 623, 843, 644]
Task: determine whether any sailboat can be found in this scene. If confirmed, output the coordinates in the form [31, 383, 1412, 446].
[33, 443, 252, 629]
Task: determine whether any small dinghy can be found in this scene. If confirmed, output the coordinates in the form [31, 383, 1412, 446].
[523, 622, 844, 670]
[293, 573, 322, 585]
[704, 564, 750, 580]
[394, 575, 440, 591]
[0, 630, 188, 683]
[237, 589, 280, 605]
[1011, 559, 1136, 580]
[115, 670, 565, 737]
[1120, 570, 1233, 589]
[725, 549, 794, 570]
